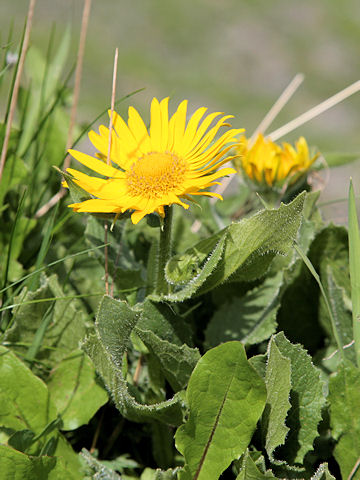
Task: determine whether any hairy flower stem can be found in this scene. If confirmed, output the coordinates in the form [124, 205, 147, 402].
[155, 206, 173, 295]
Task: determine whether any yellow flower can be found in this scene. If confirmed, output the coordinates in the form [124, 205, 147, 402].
[236, 134, 319, 189]
[66, 97, 242, 224]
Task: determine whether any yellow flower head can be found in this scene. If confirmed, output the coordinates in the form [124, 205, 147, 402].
[66, 97, 242, 224]
[236, 134, 319, 189]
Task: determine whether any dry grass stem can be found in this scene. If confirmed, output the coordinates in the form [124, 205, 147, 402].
[348, 457, 360, 480]
[107, 47, 118, 165]
[211, 75, 304, 205]
[104, 47, 119, 296]
[64, 0, 92, 166]
[250, 73, 304, 143]
[269, 79, 360, 141]
[191, 75, 305, 232]
[192, 78, 360, 234]
[104, 223, 109, 295]
[0, 0, 36, 183]
[35, 0, 92, 218]
[133, 355, 143, 385]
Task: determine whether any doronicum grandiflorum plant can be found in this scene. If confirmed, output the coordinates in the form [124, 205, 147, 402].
[63, 97, 242, 295]
[234, 133, 319, 204]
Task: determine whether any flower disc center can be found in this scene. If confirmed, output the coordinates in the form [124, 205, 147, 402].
[126, 152, 186, 198]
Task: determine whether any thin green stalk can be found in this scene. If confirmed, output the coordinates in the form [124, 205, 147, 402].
[294, 242, 345, 360]
[0, 243, 109, 296]
[28, 202, 59, 291]
[24, 302, 55, 366]
[155, 206, 173, 295]
[348, 179, 360, 367]
[1, 189, 27, 296]
[3, 19, 24, 124]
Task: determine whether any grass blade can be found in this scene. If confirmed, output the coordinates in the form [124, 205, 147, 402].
[348, 179, 360, 367]
[294, 242, 344, 360]
[0, 243, 109, 296]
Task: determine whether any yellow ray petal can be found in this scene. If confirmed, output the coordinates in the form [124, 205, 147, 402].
[182, 107, 208, 151]
[150, 97, 162, 151]
[159, 97, 169, 151]
[69, 199, 123, 213]
[67, 168, 107, 193]
[188, 129, 241, 167]
[88, 126, 124, 167]
[171, 100, 188, 153]
[131, 210, 148, 224]
[127, 106, 151, 152]
[186, 190, 223, 200]
[111, 110, 142, 158]
[186, 115, 234, 158]
[187, 167, 236, 187]
[68, 149, 124, 178]
[188, 111, 223, 153]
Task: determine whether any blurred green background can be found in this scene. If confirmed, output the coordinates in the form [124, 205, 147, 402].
[2, 0, 360, 220]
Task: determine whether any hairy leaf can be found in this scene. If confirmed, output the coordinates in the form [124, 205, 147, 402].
[135, 300, 199, 391]
[273, 333, 325, 464]
[329, 360, 360, 480]
[310, 463, 336, 480]
[236, 450, 277, 479]
[165, 192, 305, 301]
[82, 295, 185, 425]
[263, 337, 291, 462]
[205, 271, 283, 348]
[161, 234, 226, 302]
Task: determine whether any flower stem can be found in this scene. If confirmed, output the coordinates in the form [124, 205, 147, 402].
[155, 206, 173, 295]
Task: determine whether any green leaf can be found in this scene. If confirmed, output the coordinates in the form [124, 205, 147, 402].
[135, 328, 200, 391]
[205, 271, 283, 348]
[272, 333, 326, 464]
[5, 274, 88, 365]
[175, 341, 266, 480]
[47, 350, 108, 430]
[161, 233, 226, 302]
[0, 444, 82, 479]
[310, 463, 336, 480]
[0, 347, 82, 475]
[0, 346, 58, 434]
[165, 192, 305, 301]
[329, 360, 360, 480]
[262, 337, 291, 463]
[8, 429, 35, 453]
[85, 215, 144, 300]
[200, 191, 305, 292]
[135, 300, 200, 391]
[236, 450, 277, 479]
[81, 449, 122, 480]
[60, 169, 93, 204]
[82, 295, 184, 425]
[150, 422, 175, 469]
[140, 468, 179, 480]
[0, 445, 56, 480]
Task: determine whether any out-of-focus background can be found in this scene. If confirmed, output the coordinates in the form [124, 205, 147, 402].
[2, 0, 360, 221]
